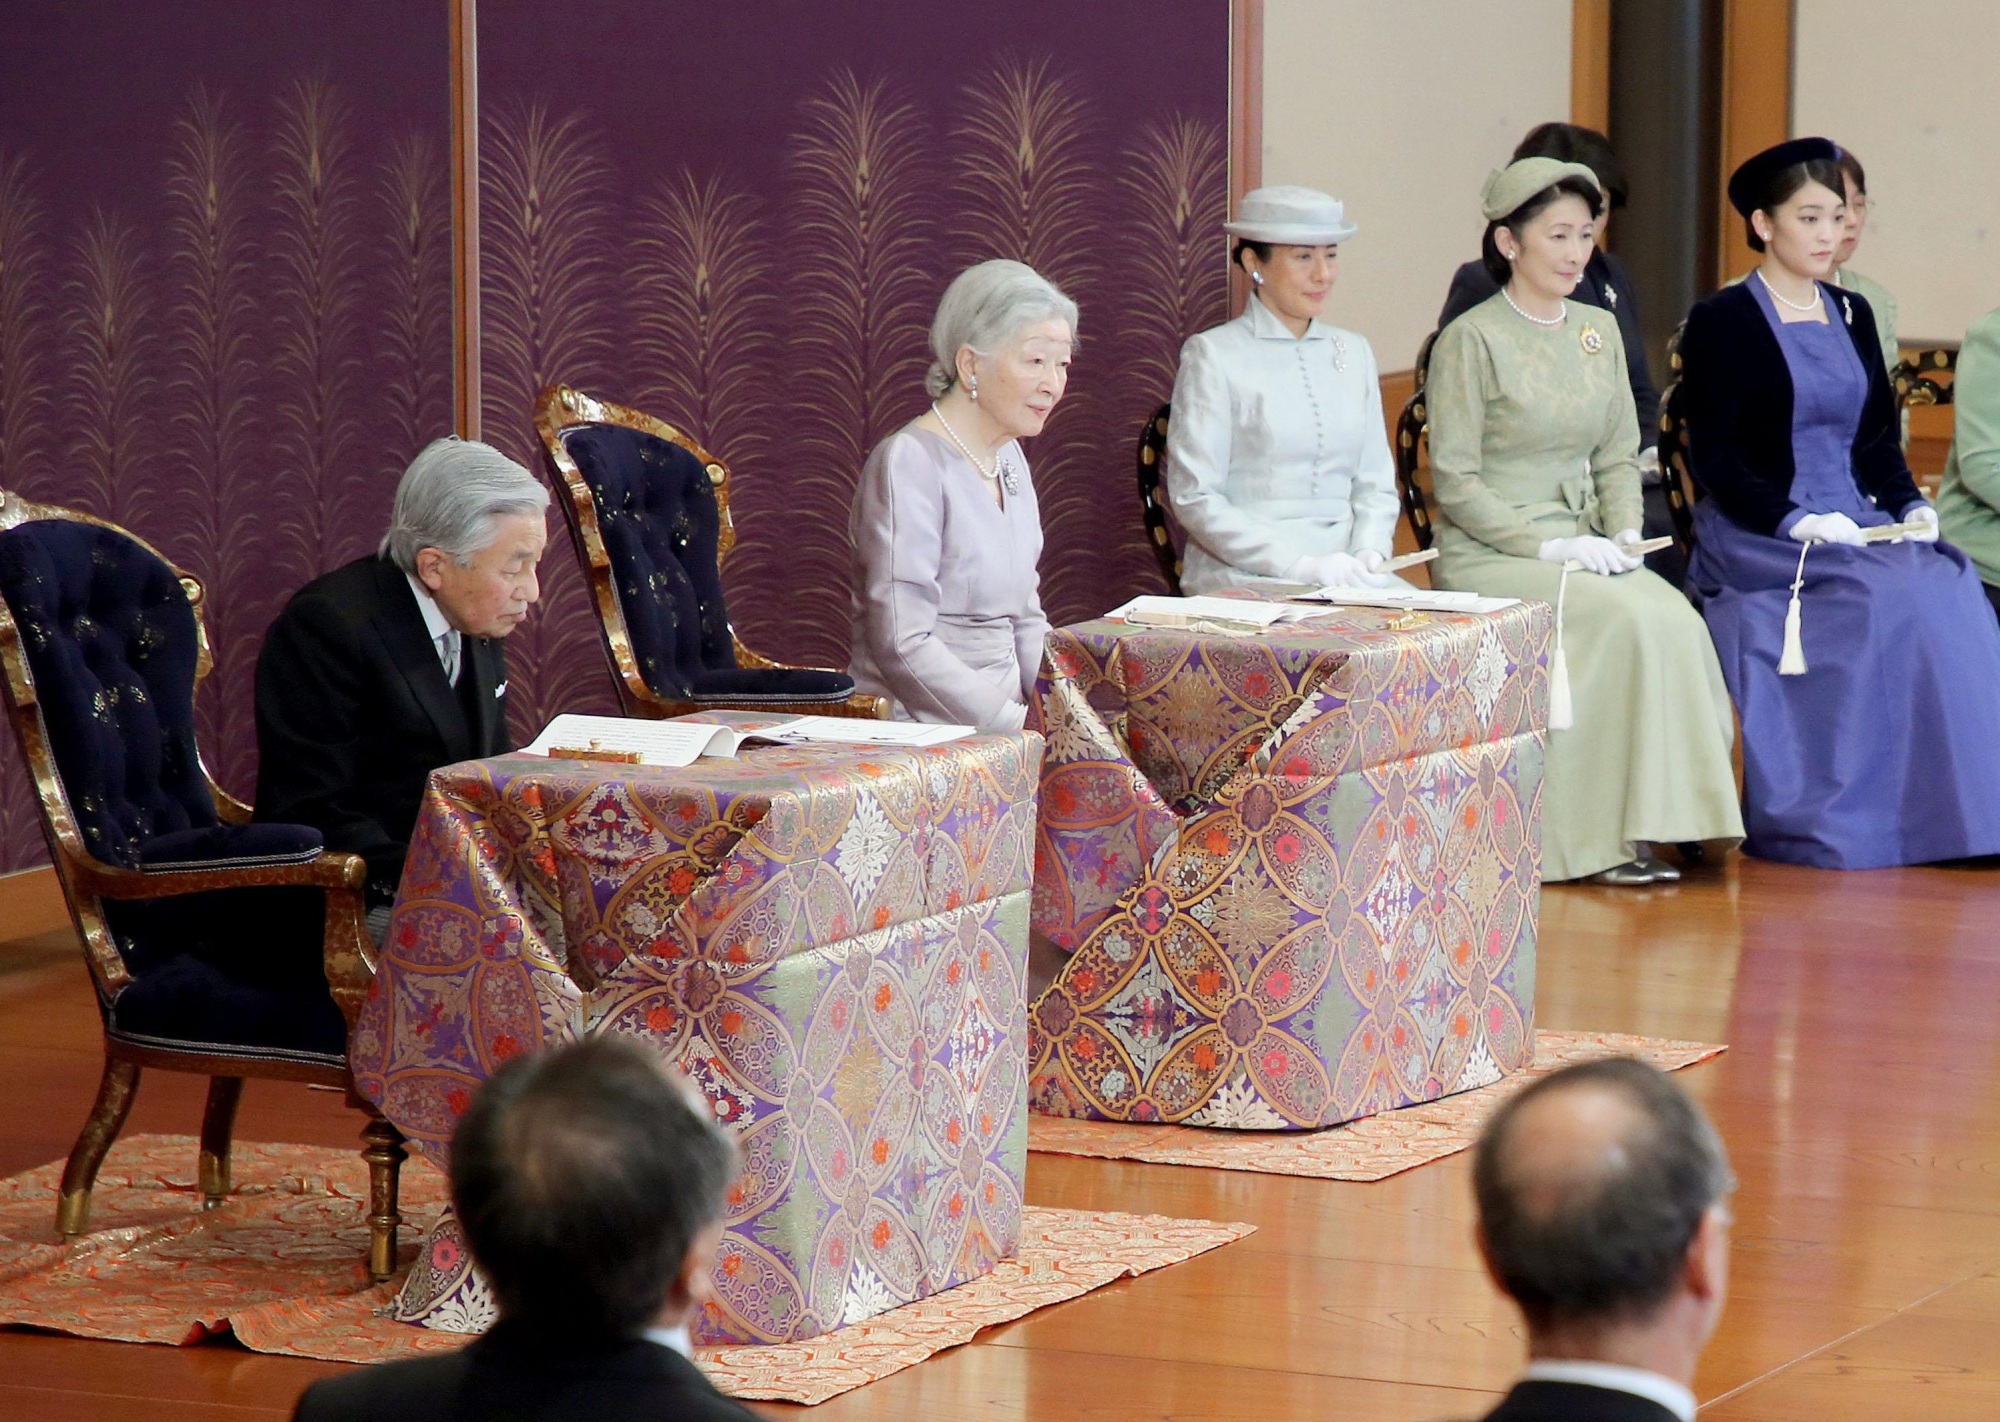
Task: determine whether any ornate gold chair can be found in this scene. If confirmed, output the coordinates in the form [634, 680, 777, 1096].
[1894, 346, 1958, 411]
[0, 491, 404, 1278]
[1656, 322, 1699, 553]
[535, 386, 886, 719]
[1134, 402, 1183, 594]
[1393, 331, 1441, 551]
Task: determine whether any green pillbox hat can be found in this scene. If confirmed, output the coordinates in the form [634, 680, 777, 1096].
[1480, 158, 1602, 221]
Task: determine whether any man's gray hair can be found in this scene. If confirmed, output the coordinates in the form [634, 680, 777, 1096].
[380, 437, 550, 573]
[924, 258, 1078, 399]
[1473, 1056, 1735, 1328]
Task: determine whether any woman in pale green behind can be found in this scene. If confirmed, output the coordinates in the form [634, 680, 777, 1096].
[1935, 304, 2000, 620]
[1425, 158, 1743, 885]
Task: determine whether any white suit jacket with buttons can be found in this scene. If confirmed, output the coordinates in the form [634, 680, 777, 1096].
[1165, 295, 1400, 593]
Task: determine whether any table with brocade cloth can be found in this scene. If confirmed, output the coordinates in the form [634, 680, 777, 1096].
[1028, 598, 1550, 1130]
[347, 712, 1041, 1345]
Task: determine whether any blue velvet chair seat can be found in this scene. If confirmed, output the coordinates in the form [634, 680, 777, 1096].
[109, 953, 347, 1061]
[688, 666, 856, 702]
[138, 822, 325, 873]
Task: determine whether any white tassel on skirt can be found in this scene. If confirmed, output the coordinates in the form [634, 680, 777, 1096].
[1548, 560, 1576, 730]
[1779, 540, 1810, 676]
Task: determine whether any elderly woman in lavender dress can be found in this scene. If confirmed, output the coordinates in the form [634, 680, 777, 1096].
[1680, 138, 2000, 868]
[848, 260, 1071, 731]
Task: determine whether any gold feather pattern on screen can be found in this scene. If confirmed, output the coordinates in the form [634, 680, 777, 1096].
[478, 96, 626, 734]
[161, 85, 265, 788]
[377, 128, 451, 468]
[629, 170, 782, 650]
[63, 209, 158, 532]
[783, 68, 936, 668]
[268, 76, 371, 573]
[0, 150, 56, 497]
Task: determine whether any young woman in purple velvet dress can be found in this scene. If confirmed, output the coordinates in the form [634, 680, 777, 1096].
[1679, 138, 2000, 869]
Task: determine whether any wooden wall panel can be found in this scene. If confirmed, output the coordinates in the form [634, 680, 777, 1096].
[1716, 0, 1794, 283]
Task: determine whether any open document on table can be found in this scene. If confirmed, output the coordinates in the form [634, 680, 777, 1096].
[522, 713, 975, 766]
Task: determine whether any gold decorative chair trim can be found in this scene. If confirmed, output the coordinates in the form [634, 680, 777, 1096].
[534, 384, 888, 721]
[0, 489, 403, 1279]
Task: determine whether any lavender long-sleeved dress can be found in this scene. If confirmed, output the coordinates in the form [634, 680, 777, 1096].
[848, 425, 1050, 731]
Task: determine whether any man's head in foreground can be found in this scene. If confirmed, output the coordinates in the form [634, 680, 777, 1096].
[1473, 1056, 1735, 1382]
[449, 1036, 739, 1340]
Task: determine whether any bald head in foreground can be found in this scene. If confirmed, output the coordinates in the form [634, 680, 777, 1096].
[1467, 1057, 1734, 1422]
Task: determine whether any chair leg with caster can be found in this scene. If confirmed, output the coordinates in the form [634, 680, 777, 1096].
[57, 1055, 141, 1240]
[198, 1076, 244, 1209]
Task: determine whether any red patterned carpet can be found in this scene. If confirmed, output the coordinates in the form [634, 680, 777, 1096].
[1028, 1029, 1725, 1178]
[0, 1135, 1249, 1404]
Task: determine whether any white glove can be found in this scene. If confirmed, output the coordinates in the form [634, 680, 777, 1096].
[1903, 504, 1941, 543]
[1349, 547, 1408, 588]
[1790, 511, 1866, 546]
[1288, 548, 1400, 588]
[1538, 535, 1641, 576]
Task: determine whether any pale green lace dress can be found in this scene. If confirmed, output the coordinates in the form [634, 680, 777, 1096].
[1427, 293, 1743, 881]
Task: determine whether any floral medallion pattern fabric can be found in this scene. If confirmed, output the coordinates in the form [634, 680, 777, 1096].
[348, 713, 1042, 1344]
[1029, 603, 1550, 1129]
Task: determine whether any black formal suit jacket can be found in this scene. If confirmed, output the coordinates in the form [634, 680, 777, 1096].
[1471, 1379, 1682, 1422]
[1438, 249, 1660, 450]
[292, 1323, 761, 1422]
[255, 554, 513, 903]
[1678, 279, 1920, 538]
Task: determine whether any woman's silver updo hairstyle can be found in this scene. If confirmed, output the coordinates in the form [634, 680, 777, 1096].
[924, 258, 1078, 399]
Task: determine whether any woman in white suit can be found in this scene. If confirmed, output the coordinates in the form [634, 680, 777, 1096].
[1166, 185, 1403, 594]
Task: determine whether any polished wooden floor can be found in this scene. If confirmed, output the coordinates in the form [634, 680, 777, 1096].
[4, 854, 2000, 1420]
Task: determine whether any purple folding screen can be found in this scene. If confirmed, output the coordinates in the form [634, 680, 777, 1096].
[0, 1, 1229, 873]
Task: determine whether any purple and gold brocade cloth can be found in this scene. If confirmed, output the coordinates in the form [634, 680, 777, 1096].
[349, 713, 1042, 1344]
[1029, 602, 1549, 1130]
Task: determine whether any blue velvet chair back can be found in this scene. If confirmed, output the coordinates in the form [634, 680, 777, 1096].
[0, 521, 214, 868]
[559, 425, 737, 700]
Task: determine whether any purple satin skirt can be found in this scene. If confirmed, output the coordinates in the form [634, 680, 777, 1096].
[1689, 501, 2000, 868]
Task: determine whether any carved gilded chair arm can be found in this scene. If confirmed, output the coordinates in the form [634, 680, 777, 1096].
[76, 848, 369, 900]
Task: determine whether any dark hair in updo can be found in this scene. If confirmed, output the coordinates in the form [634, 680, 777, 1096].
[1513, 123, 1629, 210]
[1743, 157, 1845, 252]
[1479, 176, 1604, 285]
[1834, 148, 1868, 197]
[1231, 238, 1273, 272]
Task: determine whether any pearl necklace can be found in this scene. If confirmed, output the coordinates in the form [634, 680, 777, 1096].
[1757, 269, 1823, 314]
[931, 403, 1019, 495]
[1501, 287, 1566, 327]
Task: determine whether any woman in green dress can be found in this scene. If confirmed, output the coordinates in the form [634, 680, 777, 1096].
[1426, 158, 1743, 885]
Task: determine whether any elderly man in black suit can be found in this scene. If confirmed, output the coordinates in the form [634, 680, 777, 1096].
[294, 1035, 755, 1422]
[1466, 1057, 1734, 1422]
[255, 438, 549, 928]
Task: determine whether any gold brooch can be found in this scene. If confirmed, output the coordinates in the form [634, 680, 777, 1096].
[1579, 324, 1604, 355]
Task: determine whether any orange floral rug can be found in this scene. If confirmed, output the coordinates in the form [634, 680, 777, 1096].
[0, 1136, 1251, 1404]
[1028, 1029, 1726, 1180]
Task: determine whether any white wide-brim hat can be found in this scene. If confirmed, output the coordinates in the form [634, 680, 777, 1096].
[1223, 184, 1357, 244]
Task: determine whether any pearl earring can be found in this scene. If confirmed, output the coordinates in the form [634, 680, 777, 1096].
[1250, 271, 1265, 287]
[968, 376, 978, 400]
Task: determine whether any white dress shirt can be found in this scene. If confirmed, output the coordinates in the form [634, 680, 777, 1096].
[1165, 294, 1401, 593]
[1521, 1360, 1696, 1422]
[643, 1324, 693, 1357]
[405, 573, 462, 686]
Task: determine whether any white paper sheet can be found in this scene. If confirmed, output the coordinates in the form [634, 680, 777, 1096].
[756, 716, 974, 747]
[1104, 594, 1294, 628]
[522, 714, 755, 767]
[1294, 587, 1522, 614]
